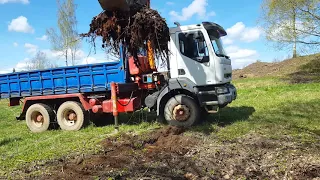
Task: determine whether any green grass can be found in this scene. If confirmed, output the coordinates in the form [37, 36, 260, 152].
[195, 77, 320, 143]
[0, 76, 320, 176]
[0, 104, 161, 176]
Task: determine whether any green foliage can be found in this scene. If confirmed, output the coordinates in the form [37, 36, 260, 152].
[46, 0, 81, 66]
[259, 0, 320, 56]
[26, 51, 57, 70]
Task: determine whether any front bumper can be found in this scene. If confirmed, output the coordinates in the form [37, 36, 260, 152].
[197, 83, 237, 107]
[217, 84, 237, 106]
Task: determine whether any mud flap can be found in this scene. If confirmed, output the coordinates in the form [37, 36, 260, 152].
[16, 112, 25, 121]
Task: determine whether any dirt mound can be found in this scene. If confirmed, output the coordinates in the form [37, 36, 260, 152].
[16, 130, 320, 179]
[233, 53, 320, 82]
[186, 134, 320, 180]
[35, 126, 200, 179]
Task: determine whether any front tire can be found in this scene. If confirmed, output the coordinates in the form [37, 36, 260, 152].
[26, 103, 55, 133]
[162, 95, 201, 127]
[57, 101, 88, 131]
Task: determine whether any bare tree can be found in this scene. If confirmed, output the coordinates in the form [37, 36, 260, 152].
[259, 0, 320, 58]
[26, 51, 57, 70]
[46, 0, 80, 66]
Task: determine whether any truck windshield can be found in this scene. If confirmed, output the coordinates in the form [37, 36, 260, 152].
[209, 35, 229, 58]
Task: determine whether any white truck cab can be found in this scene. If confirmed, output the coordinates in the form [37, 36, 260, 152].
[169, 22, 232, 85]
[149, 22, 237, 127]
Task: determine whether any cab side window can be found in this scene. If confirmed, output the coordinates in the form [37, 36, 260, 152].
[178, 31, 209, 62]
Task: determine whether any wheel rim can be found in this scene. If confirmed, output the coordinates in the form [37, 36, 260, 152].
[62, 109, 77, 127]
[172, 105, 191, 122]
[31, 111, 44, 128]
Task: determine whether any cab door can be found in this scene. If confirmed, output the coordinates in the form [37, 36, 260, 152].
[173, 29, 216, 86]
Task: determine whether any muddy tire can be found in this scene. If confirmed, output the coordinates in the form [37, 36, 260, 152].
[57, 101, 88, 131]
[162, 95, 201, 127]
[26, 103, 55, 133]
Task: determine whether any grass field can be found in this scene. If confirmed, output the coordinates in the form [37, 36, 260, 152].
[0, 77, 319, 177]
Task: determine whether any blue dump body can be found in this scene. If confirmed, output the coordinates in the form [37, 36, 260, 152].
[0, 60, 126, 99]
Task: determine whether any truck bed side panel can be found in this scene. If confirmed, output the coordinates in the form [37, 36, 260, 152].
[0, 62, 125, 98]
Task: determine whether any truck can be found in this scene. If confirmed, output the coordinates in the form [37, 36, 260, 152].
[0, 2, 237, 133]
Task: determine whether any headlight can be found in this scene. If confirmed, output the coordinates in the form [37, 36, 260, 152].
[216, 87, 229, 94]
[153, 75, 158, 82]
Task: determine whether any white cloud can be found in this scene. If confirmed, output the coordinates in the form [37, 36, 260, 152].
[166, 1, 174, 5]
[0, 0, 29, 4]
[225, 46, 258, 59]
[36, 35, 48, 41]
[222, 37, 233, 45]
[13, 42, 18, 47]
[0, 58, 30, 74]
[43, 49, 86, 61]
[0, 70, 10, 74]
[225, 45, 259, 69]
[15, 58, 29, 71]
[224, 22, 261, 43]
[169, 0, 215, 21]
[207, 11, 216, 17]
[24, 43, 38, 54]
[81, 57, 106, 65]
[8, 16, 34, 33]
[0, 48, 119, 75]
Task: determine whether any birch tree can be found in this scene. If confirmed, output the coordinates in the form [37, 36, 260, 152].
[26, 51, 57, 70]
[46, 0, 80, 66]
[260, 0, 320, 58]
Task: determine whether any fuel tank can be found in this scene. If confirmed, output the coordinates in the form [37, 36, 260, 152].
[98, 0, 148, 11]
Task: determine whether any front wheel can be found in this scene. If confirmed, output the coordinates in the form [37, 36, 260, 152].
[161, 95, 201, 127]
[56, 101, 88, 131]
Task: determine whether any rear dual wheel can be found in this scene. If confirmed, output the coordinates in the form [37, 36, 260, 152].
[26, 103, 55, 133]
[56, 101, 89, 131]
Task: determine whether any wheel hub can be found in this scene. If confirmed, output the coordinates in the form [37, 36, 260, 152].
[173, 105, 190, 122]
[63, 110, 78, 126]
[36, 114, 43, 122]
[68, 113, 77, 121]
[31, 112, 44, 128]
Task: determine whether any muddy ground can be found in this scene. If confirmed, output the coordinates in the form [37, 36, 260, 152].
[15, 126, 320, 180]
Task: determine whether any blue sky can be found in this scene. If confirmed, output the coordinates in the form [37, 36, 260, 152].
[0, 0, 291, 73]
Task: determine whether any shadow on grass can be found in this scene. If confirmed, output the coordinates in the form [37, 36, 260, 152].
[193, 99, 320, 142]
[284, 56, 320, 84]
[191, 106, 256, 135]
[90, 109, 158, 127]
[0, 137, 21, 147]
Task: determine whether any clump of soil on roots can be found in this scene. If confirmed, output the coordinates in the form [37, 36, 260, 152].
[80, 7, 170, 65]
